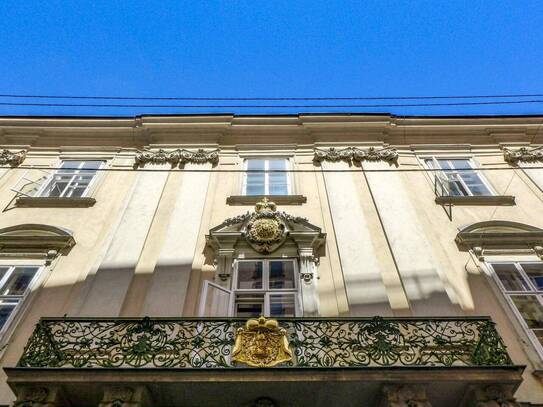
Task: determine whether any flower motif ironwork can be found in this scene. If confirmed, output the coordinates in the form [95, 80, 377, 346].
[18, 316, 512, 369]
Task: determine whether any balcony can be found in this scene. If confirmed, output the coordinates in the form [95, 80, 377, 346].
[5, 316, 524, 407]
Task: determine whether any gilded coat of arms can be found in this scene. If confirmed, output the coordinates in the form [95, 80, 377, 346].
[244, 198, 288, 254]
[232, 317, 292, 367]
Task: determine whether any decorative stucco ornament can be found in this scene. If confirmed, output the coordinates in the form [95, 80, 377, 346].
[0, 149, 26, 166]
[244, 198, 288, 254]
[313, 147, 353, 162]
[313, 146, 398, 164]
[351, 146, 398, 163]
[232, 316, 292, 368]
[503, 146, 543, 164]
[134, 148, 219, 168]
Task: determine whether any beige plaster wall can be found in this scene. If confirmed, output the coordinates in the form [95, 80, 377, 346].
[0, 115, 540, 402]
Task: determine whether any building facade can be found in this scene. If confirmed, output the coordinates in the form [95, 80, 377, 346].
[0, 114, 541, 405]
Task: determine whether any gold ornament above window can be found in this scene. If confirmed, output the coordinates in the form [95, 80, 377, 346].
[244, 198, 288, 254]
[232, 316, 292, 368]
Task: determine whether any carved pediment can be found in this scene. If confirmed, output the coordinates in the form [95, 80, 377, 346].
[207, 198, 325, 259]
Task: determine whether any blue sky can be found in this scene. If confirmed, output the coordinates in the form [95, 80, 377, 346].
[1, 0, 542, 117]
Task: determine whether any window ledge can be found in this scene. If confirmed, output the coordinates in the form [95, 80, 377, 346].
[435, 195, 515, 206]
[16, 197, 96, 208]
[226, 195, 307, 205]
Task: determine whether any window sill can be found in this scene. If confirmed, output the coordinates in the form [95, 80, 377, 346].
[435, 195, 515, 206]
[16, 197, 97, 208]
[226, 195, 307, 205]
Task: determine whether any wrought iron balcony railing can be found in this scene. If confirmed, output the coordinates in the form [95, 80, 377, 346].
[17, 316, 512, 369]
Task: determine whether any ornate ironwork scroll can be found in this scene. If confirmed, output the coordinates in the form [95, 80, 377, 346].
[18, 316, 511, 369]
[134, 148, 219, 168]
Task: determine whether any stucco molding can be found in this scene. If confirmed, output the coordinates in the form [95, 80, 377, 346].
[133, 148, 219, 168]
[207, 198, 325, 260]
[503, 146, 543, 164]
[435, 195, 515, 206]
[0, 224, 75, 260]
[16, 196, 96, 208]
[0, 149, 26, 166]
[455, 221, 543, 260]
[313, 146, 398, 165]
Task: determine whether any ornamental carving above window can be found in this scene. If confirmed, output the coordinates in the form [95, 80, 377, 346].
[0, 149, 26, 166]
[313, 146, 398, 165]
[134, 148, 219, 168]
[503, 146, 543, 164]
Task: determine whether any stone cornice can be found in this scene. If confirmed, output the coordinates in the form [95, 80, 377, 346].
[313, 146, 398, 164]
[503, 146, 543, 164]
[134, 148, 219, 168]
[0, 149, 26, 166]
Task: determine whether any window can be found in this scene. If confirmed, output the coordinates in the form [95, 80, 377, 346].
[425, 158, 493, 196]
[243, 158, 290, 196]
[38, 161, 104, 198]
[233, 259, 298, 317]
[0, 266, 41, 333]
[489, 262, 543, 354]
[199, 259, 300, 317]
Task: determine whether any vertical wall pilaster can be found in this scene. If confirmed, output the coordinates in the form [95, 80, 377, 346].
[78, 168, 169, 316]
[141, 163, 212, 316]
[298, 247, 319, 316]
[363, 160, 455, 312]
[320, 159, 389, 312]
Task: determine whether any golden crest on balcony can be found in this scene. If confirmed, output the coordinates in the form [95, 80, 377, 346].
[232, 316, 292, 367]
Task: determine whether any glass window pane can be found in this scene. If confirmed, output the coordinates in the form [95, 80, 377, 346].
[237, 262, 263, 289]
[202, 284, 230, 317]
[0, 267, 39, 296]
[234, 294, 264, 317]
[245, 160, 266, 195]
[82, 161, 103, 170]
[269, 294, 296, 317]
[448, 159, 473, 170]
[60, 161, 83, 170]
[492, 264, 531, 291]
[269, 261, 295, 289]
[522, 264, 543, 291]
[0, 301, 17, 330]
[511, 295, 543, 329]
